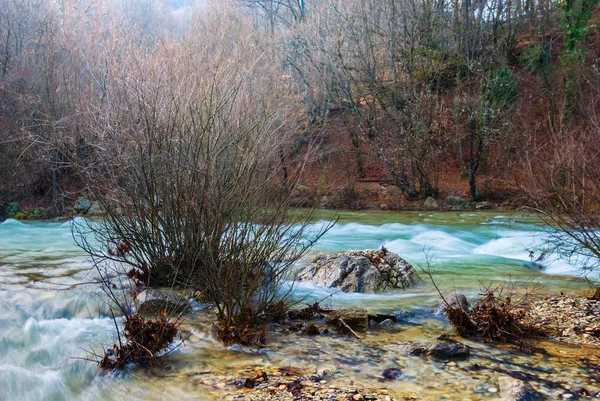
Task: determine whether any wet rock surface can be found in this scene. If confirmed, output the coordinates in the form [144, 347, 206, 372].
[298, 249, 421, 293]
[136, 289, 192, 316]
[324, 308, 369, 333]
[498, 377, 541, 401]
[400, 341, 471, 360]
[524, 296, 600, 346]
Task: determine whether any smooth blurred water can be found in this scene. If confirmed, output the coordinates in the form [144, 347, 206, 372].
[0, 212, 595, 401]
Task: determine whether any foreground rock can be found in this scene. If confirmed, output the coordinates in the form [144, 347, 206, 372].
[325, 308, 369, 333]
[135, 289, 192, 317]
[298, 249, 421, 293]
[400, 341, 470, 360]
[436, 292, 470, 314]
[499, 377, 542, 401]
[524, 296, 600, 346]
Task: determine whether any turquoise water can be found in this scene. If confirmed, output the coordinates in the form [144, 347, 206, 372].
[0, 213, 595, 400]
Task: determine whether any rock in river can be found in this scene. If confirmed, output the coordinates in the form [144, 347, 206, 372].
[401, 341, 470, 360]
[136, 289, 192, 317]
[298, 249, 421, 293]
[325, 308, 369, 332]
[436, 292, 470, 314]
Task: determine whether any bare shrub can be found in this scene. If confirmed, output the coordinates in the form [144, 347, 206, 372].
[73, 4, 332, 346]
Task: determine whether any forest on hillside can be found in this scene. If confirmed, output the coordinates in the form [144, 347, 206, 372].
[0, 0, 599, 216]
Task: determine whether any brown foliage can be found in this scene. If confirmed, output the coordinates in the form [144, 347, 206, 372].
[446, 286, 544, 352]
[99, 314, 181, 370]
[217, 323, 266, 347]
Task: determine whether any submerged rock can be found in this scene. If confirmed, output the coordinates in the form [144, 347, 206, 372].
[382, 368, 402, 380]
[401, 341, 470, 360]
[298, 249, 421, 293]
[325, 308, 369, 333]
[136, 289, 191, 316]
[499, 377, 542, 401]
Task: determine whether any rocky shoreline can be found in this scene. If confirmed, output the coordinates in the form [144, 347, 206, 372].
[524, 295, 600, 347]
[0, 193, 502, 222]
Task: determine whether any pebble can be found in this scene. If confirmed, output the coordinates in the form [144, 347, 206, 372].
[562, 394, 573, 399]
[487, 387, 498, 393]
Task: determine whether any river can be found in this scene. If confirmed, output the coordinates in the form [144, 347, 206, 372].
[0, 211, 597, 400]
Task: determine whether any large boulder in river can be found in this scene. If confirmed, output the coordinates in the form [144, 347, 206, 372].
[298, 249, 421, 293]
[436, 292, 470, 314]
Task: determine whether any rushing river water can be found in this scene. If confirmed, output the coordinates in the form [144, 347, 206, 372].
[0, 211, 598, 401]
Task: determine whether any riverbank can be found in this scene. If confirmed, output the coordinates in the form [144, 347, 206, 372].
[1, 189, 514, 222]
[525, 295, 600, 347]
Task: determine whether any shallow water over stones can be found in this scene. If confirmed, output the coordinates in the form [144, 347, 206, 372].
[0, 213, 598, 400]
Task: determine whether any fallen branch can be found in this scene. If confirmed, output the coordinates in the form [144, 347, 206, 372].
[338, 318, 363, 339]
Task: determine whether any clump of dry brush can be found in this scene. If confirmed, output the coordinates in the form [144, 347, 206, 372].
[444, 284, 546, 352]
[99, 313, 182, 370]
